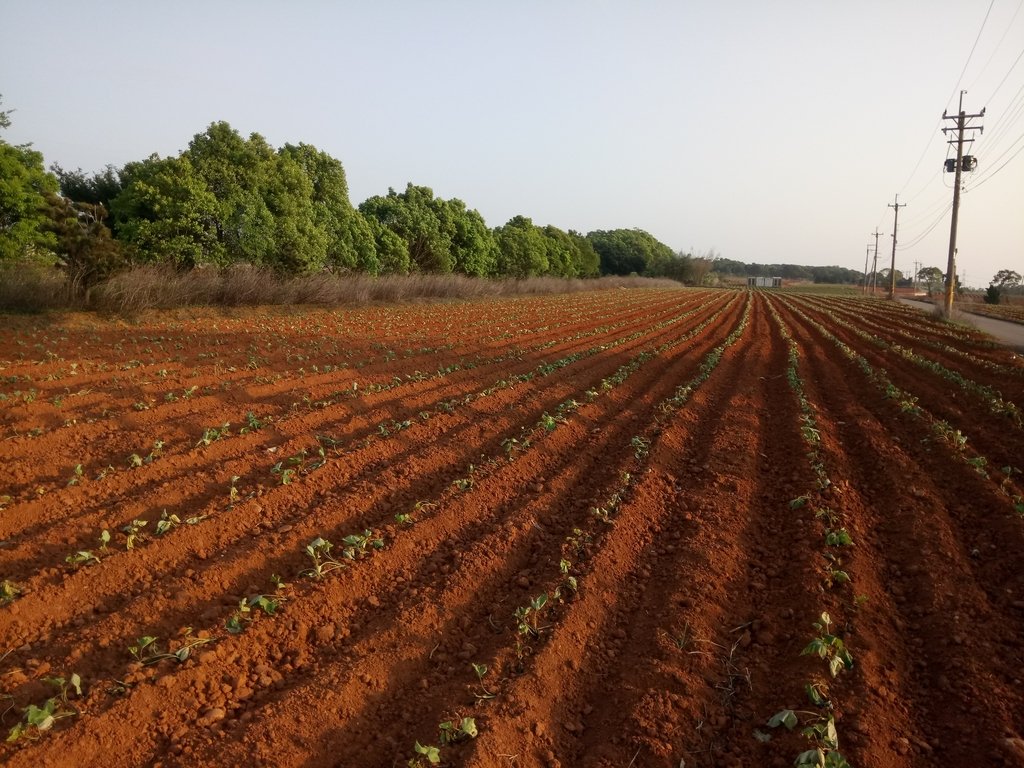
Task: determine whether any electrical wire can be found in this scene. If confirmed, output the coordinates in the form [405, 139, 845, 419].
[969, 0, 1024, 94]
[983, 43, 1024, 105]
[896, 200, 954, 251]
[896, 0, 996, 199]
[965, 139, 1024, 189]
[966, 127, 1024, 187]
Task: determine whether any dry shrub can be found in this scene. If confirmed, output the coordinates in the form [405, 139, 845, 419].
[90, 266, 683, 314]
[0, 262, 81, 312]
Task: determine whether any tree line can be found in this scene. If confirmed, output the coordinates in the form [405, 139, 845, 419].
[2, 99, 873, 294]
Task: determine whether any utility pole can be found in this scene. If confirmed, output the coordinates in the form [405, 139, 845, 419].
[942, 91, 984, 315]
[863, 245, 871, 293]
[888, 195, 905, 300]
[870, 228, 881, 295]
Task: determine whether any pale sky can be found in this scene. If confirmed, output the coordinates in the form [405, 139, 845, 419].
[2, 1, 1022, 286]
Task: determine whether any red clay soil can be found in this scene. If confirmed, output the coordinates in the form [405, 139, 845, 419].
[1, 289, 1023, 768]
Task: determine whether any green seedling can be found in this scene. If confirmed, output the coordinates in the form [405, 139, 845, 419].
[196, 422, 230, 447]
[501, 437, 521, 458]
[181, 385, 198, 400]
[630, 435, 651, 458]
[240, 411, 264, 434]
[122, 519, 148, 550]
[822, 553, 850, 589]
[438, 716, 478, 744]
[341, 530, 384, 560]
[301, 538, 344, 580]
[394, 512, 414, 525]
[768, 684, 850, 768]
[6, 674, 81, 742]
[127, 453, 144, 468]
[228, 475, 241, 504]
[802, 612, 854, 678]
[226, 594, 283, 634]
[789, 495, 810, 510]
[538, 413, 560, 432]
[471, 663, 494, 700]
[156, 510, 206, 534]
[128, 634, 211, 666]
[409, 742, 441, 767]
[1, 579, 24, 605]
[99, 529, 111, 550]
[824, 529, 853, 547]
[144, 440, 164, 464]
[66, 464, 84, 487]
[65, 550, 100, 568]
[515, 592, 550, 637]
[590, 506, 612, 524]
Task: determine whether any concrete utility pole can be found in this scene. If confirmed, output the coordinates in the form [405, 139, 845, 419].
[888, 195, 905, 300]
[863, 245, 872, 293]
[870, 228, 882, 295]
[942, 91, 984, 315]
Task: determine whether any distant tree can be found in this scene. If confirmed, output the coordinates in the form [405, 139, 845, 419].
[364, 215, 410, 274]
[112, 154, 223, 267]
[538, 225, 578, 278]
[917, 266, 944, 295]
[43, 193, 127, 298]
[991, 269, 1022, 289]
[587, 228, 674, 276]
[279, 143, 374, 273]
[359, 184, 454, 273]
[444, 198, 497, 276]
[51, 164, 123, 211]
[567, 230, 601, 277]
[984, 285, 1001, 305]
[495, 216, 548, 278]
[0, 96, 59, 261]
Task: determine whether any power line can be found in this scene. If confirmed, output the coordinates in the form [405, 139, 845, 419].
[896, 201, 954, 250]
[969, 0, 1024, 94]
[983, 43, 1024, 105]
[897, 0, 996, 198]
[965, 128, 1024, 188]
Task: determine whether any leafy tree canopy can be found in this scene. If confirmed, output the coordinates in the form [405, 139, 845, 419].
[0, 95, 59, 261]
[586, 228, 674, 276]
[991, 269, 1022, 288]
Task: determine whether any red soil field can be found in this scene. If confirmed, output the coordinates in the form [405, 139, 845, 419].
[2, 289, 1024, 767]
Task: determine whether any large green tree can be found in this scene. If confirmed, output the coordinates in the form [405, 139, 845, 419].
[0, 96, 59, 261]
[113, 154, 223, 268]
[586, 228, 674, 276]
[359, 184, 454, 273]
[495, 216, 548, 278]
[445, 198, 498, 276]
[279, 142, 376, 273]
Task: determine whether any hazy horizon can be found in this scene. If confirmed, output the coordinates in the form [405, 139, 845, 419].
[2, 1, 1021, 287]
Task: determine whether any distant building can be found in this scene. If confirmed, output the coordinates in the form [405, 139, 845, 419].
[747, 276, 783, 288]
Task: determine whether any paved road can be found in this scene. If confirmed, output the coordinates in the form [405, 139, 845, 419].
[899, 298, 1024, 353]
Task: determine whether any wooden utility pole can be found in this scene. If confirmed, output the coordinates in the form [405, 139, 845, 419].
[870, 228, 881, 295]
[887, 196, 905, 300]
[941, 91, 984, 315]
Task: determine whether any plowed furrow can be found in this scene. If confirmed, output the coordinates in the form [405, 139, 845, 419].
[776, 297, 1024, 765]
[0, 295, 724, 554]
[0, 294, 745, 768]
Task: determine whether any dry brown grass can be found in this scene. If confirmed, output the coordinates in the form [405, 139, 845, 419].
[0, 262, 83, 312]
[8, 264, 684, 315]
